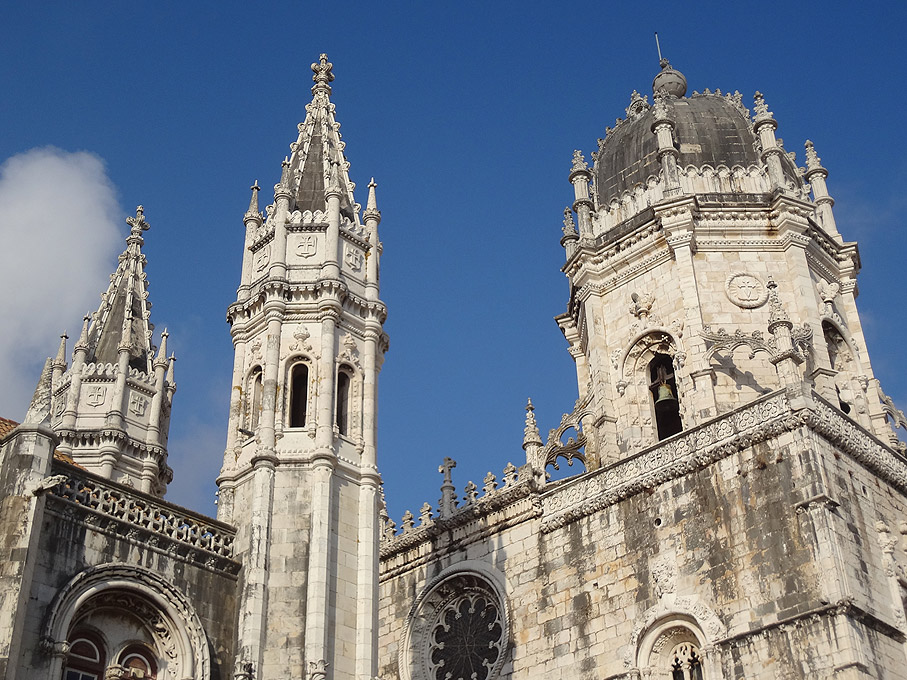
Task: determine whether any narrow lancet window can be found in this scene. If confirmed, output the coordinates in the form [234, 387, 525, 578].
[336, 369, 351, 436]
[250, 367, 263, 431]
[289, 363, 309, 428]
[649, 353, 682, 440]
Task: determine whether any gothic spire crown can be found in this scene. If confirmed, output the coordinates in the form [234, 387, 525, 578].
[84, 205, 160, 374]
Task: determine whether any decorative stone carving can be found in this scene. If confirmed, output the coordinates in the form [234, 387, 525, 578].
[344, 244, 363, 271]
[297, 234, 317, 258]
[629, 291, 655, 320]
[129, 393, 147, 416]
[399, 568, 509, 680]
[85, 385, 107, 407]
[725, 271, 768, 308]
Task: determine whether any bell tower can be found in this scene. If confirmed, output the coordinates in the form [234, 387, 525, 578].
[557, 59, 904, 467]
[216, 55, 388, 679]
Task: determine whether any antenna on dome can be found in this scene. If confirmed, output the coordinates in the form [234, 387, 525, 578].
[655, 32, 663, 63]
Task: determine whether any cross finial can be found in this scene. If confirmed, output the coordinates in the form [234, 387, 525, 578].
[439, 456, 457, 484]
[126, 205, 149, 234]
[311, 53, 335, 94]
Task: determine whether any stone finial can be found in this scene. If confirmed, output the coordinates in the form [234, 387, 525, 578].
[571, 150, 588, 173]
[401, 510, 415, 533]
[482, 472, 498, 496]
[438, 457, 457, 518]
[246, 181, 260, 217]
[126, 205, 149, 235]
[766, 277, 790, 328]
[54, 333, 68, 367]
[626, 90, 650, 118]
[502, 462, 518, 488]
[311, 53, 334, 95]
[562, 208, 576, 235]
[804, 140, 823, 171]
[364, 177, 381, 223]
[383, 517, 396, 541]
[279, 157, 290, 189]
[418, 502, 433, 526]
[23, 358, 53, 425]
[166, 353, 176, 389]
[154, 329, 170, 369]
[753, 91, 769, 117]
[523, 399, 543, 449]
[463, 481, 478, 506]
[74, 314, 91, 353]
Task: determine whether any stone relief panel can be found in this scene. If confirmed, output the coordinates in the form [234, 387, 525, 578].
[725, 271, 768, 308]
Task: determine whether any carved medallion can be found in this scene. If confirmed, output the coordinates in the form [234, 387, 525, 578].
[129, 393, 148, 416]
[85, 385, 107, 407]
[725, 272, 768, 308]
[344, 244, 363, 271]
[253, 245, 271, 272]
[297, 234, 317, 258]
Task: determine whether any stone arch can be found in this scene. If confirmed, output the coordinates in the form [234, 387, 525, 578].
[625, 598, 726, 678]
[399, 561, 510, 680]
[282, 352, 316, 430]
[617, 330, 687, 450]
[821, 316, 869, 422]
[44, 563, 210, 680]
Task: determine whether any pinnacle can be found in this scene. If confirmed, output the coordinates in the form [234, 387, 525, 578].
[311, 53, 334, 95]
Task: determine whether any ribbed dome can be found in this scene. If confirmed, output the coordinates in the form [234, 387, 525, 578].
[594, 93, 771, 204]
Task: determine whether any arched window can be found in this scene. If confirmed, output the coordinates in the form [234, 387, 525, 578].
[288, 362, 309, 428]
[649, 353, 682, 440]
[63, 632, 105, 680]
[118, 644, 158, 679]
[249, 367, 263, 431]
[336, 368, 352, 436]
[670, 641, 704, 680]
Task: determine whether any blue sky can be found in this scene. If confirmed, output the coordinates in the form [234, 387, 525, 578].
[1, 2, 905, 523]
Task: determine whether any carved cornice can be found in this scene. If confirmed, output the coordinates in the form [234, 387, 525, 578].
[538, 389, 907, 534]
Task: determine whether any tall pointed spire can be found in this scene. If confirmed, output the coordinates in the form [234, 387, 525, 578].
[86, 205, 157, 373]
[245, 181, 260, 218]
[282, 53, 359, 223]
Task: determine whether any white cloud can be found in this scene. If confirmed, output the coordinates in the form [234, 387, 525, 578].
[0, 147, 121, 420]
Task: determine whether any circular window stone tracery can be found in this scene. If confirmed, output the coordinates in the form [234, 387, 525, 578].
[401, 569, 509, 680]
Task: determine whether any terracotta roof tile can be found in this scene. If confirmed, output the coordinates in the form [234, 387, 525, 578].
[0, 417, 18, 438]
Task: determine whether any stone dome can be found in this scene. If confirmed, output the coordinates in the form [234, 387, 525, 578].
[593, 91, 798, 205]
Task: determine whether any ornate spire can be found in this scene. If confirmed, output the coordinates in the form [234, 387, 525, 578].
[85, 206, 157, 373]
[23, 359, 53, 425]
[523, 399, 543, 449]
[804, 140, 824, 173]
[766, 277, 791, 330]
[282, 54, 360, 224]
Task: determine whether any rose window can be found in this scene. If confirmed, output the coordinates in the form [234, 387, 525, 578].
[428, 593, 503, 680]
[401, 570, 509, 680]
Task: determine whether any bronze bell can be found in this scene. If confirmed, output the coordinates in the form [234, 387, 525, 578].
[654, 382, 677, 407]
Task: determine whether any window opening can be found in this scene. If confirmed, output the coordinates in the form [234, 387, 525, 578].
[118, 644, 157, 679]
[649, 353, 682, 439]
[670, 642, 703, 680]
[289, 363, 309, 427]
[250, 368, 263, 431]
[63, 633, 105, 680]
[336, 369, 351, 435]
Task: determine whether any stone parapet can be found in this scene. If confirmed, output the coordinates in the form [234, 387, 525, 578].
[45, 461, 239, 576]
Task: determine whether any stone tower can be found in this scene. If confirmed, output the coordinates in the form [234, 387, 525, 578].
[556, 59, 901, 468]
[50, 205, 175, 496]
[216, 55, 388, 679]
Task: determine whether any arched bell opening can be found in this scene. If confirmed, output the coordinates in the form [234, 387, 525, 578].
[649, 353, 682, 440]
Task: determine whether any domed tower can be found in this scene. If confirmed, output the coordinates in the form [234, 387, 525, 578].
[557, 59, 902, 466]
[216, 56, 388, 679]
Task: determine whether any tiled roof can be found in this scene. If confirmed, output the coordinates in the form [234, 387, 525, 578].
[0, 417, 18, 438]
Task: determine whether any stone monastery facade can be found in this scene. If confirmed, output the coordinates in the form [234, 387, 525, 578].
[2, 54, 907, 680]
